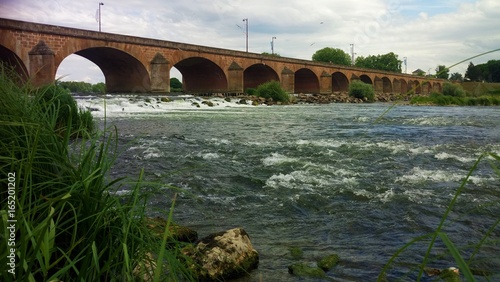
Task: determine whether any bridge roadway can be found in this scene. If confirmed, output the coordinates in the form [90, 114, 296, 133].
[0, 18, 443, 94]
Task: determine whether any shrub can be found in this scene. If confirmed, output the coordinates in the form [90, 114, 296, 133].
[255, 81, 290, 103]
[442, 82, 466, 97]
[245, 88, 257, 96]
[349, 80, 375, 102]
[35, 84, 94, 136]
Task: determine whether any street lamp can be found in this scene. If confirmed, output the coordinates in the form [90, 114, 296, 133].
[242, 18, 248, 52]
[403, 57, 407, 74]
[271, 36, 276, 54]
[350, 43, 355, 65]
[98, 2, 104, 32]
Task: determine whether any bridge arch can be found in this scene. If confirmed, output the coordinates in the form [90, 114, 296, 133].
[382, 77, 392, 93]
[400, 79, 408, 94]
[244, 63, 279, 90]
[432, 82, 442, 93]
[332, 72, 349, 92]
[295, 68, 319, 93]
[174, 57, 227, 93]
[68, 47, 150, 92]
[359, 74, 372, 85]
[422, 81, 431, 94]
[410, 80, 421, 94]
[0, 44, 28, 83]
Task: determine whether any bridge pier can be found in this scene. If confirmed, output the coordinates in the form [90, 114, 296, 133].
[228, 62, 244, 93]
[281, 67, 294, 93]
[28, 40, 55, 87]
[320, 71, 332, 94]
[150, 53, 170, 92]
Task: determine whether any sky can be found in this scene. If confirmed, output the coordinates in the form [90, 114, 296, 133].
[0, 0, 499, 83]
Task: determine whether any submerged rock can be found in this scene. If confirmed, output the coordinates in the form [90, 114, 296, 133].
[288, 262, 326, 278]
[145, 217, 198, 243]
[425, 266, 460, 282]
[317, 254, 340, 271]
[182, 227, 259, 281]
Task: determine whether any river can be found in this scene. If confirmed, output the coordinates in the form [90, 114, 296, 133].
[77, 94, 500, 281]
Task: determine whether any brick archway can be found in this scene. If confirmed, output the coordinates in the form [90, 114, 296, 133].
[295, 68, 319, 93]
[332, 71, 349, 92]
[73, 47, 150, 92]
[243, 63, 279, 90]
[175, 57, 227, 93]
[0, 44, 28, 82]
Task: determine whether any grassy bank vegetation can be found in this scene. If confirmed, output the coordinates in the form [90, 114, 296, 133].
[410, 82, 500, 106]
[0, 66, 191, 281]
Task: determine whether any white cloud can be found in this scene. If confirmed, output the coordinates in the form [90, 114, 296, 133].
[1, 0, 499, 82]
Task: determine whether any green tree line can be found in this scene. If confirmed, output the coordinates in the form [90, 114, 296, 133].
[465, 60, 500, 82]
[57, 81, 106, 94]
[311, 47, 402, 73]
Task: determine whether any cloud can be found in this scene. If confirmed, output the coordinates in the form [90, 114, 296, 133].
[1, 0, 499, 82]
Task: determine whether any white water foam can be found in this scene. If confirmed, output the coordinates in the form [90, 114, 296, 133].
[434, 152, 477, 163]
[262, 152, 299, 166]
[76, 95, 261, 118]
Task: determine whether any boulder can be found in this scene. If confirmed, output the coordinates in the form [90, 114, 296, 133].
[182, 227, 259, 281]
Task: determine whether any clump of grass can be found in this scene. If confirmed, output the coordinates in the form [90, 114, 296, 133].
[0, 64, 193, 281]
[349, 80, 375, 102]
[254, 80, 291, 103]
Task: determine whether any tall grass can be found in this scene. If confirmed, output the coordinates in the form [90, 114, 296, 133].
[0, 65, 193, 281]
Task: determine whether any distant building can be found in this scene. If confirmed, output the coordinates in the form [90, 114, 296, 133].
[412, 69, 426, 76]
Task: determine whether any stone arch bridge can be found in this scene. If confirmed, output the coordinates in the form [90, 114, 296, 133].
[0, 18, 443, 95]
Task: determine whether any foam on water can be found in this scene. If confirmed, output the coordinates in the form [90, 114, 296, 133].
[434, 152, 477, 163]
[76, 95, 260, 118]
[262, 152, 298, 166]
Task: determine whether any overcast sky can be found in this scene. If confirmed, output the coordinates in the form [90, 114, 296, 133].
[1, 0, 499, 83]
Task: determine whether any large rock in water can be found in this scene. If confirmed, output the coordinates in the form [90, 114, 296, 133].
[182, 227, 259, 281]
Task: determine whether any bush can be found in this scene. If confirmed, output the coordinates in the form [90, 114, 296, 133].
[442, 82, 466, 97]
[245, 88, 257, 96]
[255, 81, 290, 103]
[349, 80, 375, 102]
[35, 84, 95, 137]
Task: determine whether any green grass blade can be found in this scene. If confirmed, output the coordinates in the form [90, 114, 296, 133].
[438, 232, 476, 281]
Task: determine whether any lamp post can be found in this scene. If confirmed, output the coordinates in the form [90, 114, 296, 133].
[403, 57, 407, 74]
[350, 43, 355, 65]
[98, 2, 104, 32]
[242, 18, 248, 52]
[271, 36, 276, 54]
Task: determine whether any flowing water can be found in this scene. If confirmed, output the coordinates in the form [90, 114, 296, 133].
[77, 95, 500, 281]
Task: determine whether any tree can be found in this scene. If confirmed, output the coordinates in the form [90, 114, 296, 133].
[312, 47, 351, 66]
[170, 77, 182, 91]
[354, 52, 402, 72]
[449, 72, 463, 81]
[435, 65, 449, 79]
[465, 62, 482, 81]
[262, 52, 281, 57]
[485, 59, 500, 82]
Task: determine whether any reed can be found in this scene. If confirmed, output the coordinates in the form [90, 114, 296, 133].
[0, 65, 193, 281]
